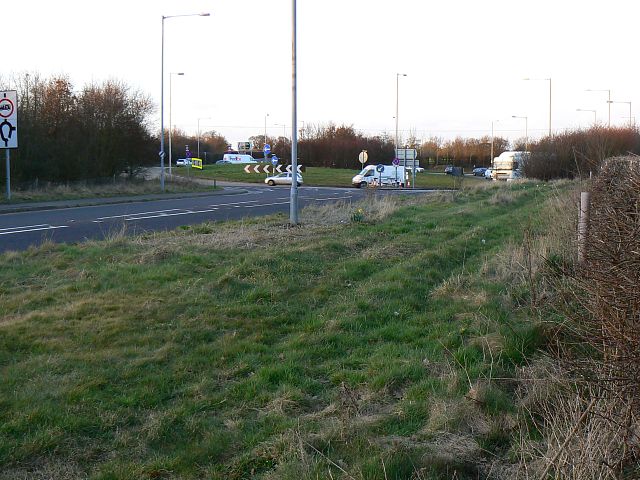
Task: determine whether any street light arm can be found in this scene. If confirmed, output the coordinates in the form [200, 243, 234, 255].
[163, 13, 210, 20]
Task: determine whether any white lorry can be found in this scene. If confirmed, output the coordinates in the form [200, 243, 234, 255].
[491, 151, 529, 181]
[352, 165, 406, 188]
[219, 153, 257, 164]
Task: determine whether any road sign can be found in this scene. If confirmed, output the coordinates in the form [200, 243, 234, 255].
[263, 143, 271, 155]
[392, 157, 400, 166]
[0, 90, 18, 149]
[358, 150, 368, 164]
[286, 165, 304, 174]
[238, 141, 252, 151]
[271, 156, 278, 167]
[185, 146, 192, 159]
[395, 148, 417, 160]
[191, 158, 203, 169]
[376, 164, 385, 173]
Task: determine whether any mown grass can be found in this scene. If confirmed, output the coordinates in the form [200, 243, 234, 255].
[0, 178, 214, 204]
[0, 181, 568, 479]
[187, 164, 481, 189]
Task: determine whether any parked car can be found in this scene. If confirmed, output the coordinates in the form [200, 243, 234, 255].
[176, 159, 191, 166]
[265, 172, 303, 186]
[444, 165, 454, 175]
[484, 168, 493, 179]
[472, 167, 487, 176]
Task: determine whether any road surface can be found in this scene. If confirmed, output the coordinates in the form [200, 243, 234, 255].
[0, 185, 420, 253]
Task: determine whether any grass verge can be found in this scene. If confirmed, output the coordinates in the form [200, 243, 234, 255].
[0, 180, 571, 479]
[0, 177, 215, 204]
[185, 164, 483, 189]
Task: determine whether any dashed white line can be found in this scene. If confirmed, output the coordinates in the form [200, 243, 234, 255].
[0, 224, 69, 236]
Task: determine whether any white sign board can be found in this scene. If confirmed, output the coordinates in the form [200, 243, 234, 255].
[395, 148, 417, 160]
[0, 90, 18, 149]
[358, 150, 368, 164]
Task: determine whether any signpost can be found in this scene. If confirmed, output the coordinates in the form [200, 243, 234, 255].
[376, 164, 384, 187]
[358, 150, 368, 166]
[1, 90, 18, 199]
[396, 148, 418, 189]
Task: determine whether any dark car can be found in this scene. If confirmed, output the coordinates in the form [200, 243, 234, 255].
[472, 167, 487, 176]
[444, 165, 454, 175]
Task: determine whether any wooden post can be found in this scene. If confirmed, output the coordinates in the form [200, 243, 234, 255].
[578, 191, 590, 263]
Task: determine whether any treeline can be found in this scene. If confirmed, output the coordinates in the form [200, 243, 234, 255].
[249, 123, 512, 170]
[523, 127, 640, 179]
[2, 73, 158, 183]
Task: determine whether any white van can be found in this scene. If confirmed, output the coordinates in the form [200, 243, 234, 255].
[352, 165, 406, 188]
[220, 153, 257, 164]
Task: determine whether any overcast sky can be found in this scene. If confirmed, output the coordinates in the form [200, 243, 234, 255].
[5, 0, 637, 147]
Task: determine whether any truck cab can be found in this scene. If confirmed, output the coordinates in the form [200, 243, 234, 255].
[491, 151, 529, 181]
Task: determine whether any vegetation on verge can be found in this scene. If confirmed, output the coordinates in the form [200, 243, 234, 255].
[0, 181, 571, 479]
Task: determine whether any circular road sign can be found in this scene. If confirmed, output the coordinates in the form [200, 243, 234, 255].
[358, 150, 368, 164]
[392, 157, 400, 166]
[263, 143, 271, 154]
[271, 155, 279, 166]
[0, 97, 15, 118]
[376, 164, 385, 173]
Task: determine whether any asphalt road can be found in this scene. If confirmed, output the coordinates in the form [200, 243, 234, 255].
[0, 185, 380, 253]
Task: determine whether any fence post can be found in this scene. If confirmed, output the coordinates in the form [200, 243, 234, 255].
[578, 191, 590, 263]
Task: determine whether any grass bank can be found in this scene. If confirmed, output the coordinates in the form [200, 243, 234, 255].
[0, 177, 215, 204]
[185, 164, 482, 189]
[0, 181, 570, 479]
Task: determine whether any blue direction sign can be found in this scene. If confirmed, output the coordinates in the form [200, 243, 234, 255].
[376, 164, 385, 173]
[392, 157, 400, 166]
[271, 155, 279, 166]
[263, 143, 271, 155]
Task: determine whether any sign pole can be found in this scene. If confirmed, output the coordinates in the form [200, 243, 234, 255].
[5, 149, 10, 200]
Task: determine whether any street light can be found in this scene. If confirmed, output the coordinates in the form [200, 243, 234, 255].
[586, 89, 611, 127]
[160, 12, 210, 191]
[576, 108, 597, 126]
[490, 119, 500, 165]
[523, 77, 551, 137]
[512, 115, 528, 152]
[168, 72, 184, 175]
[264, 113, 269, 147]
[290, 0, 299, 224]
[197, 117, 210, 158]
[275, 123, 287, 139]
[395, 73, 407, 153]
[607, 100, 633, 128]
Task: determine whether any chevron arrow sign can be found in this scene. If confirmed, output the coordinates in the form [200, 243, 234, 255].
[243, 165, 252, 173]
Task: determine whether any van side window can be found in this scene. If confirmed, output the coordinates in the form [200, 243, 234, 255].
[364, 171, 374, 177]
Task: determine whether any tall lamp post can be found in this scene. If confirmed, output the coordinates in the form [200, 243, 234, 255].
[524, 77, 551, 137]
[490, 120, 500, 165]
[160, 12, 210, 191]
[512, 115, 528, 152]
[395, 73, 407, 153]
[264, 113, 269, 147]
[168, 72, 184, 175]
[607, 100, 632, 128]
[576, 108, 597, 126]
[275, 123, 287, 140]
[586, 89, 611, 127]
[290, 0, 298, 224]
[197, 117, 210, 158]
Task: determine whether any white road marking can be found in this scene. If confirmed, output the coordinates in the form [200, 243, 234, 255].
[0, 224, 69, 236]
[123, 208, 219, 221]
[96, 208, 184, 221]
